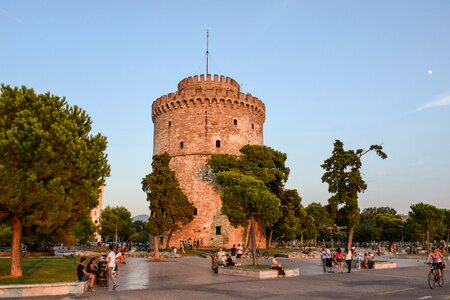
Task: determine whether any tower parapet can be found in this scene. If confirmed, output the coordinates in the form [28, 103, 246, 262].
[177, 74, 240, 93]
[152, 74, 265, 123]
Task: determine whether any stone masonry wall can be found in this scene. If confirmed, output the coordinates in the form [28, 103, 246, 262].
[152, 74, 266, 248]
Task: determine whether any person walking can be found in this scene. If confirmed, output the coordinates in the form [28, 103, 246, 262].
[107, 246, 119, 290]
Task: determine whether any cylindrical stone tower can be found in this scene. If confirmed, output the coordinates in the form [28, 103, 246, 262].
[151, 74, 265, 248]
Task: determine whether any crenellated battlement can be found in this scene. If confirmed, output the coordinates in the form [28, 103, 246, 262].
[152, 74, 265, 121]
[177, 74, 240, 93]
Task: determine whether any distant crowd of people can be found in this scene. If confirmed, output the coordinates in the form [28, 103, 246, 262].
[321, 246, 378, 273]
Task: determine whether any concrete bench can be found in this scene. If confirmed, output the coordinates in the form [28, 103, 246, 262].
[0, 281, 86, 298]
[218, 267, 299, 279]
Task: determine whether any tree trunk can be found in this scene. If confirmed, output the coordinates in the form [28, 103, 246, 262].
[11, 215, 23, 277]
[251, 216, 257, 266]
[165, 229, 173, 249]
[300, 233, 304, 251]
[347, 226, 355, 251]
[153, 236, 160, 261]
[267, 230, 273, 249]
[246, 221, 253, 249]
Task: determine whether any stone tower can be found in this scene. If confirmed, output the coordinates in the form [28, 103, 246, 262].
[152, 74, 265, 248]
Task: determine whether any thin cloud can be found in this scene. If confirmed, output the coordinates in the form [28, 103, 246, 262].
[415, 93, 450, 112]
[0, 8, 24, 24]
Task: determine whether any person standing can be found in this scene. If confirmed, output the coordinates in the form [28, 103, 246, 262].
[325, 246, 333, 273]
[236, 244, 243, 266]
[335, 248, 344, 273]
[230, 244, 237, 263]
[345, 248, 353, 273]
[107, 246, 119, 290]
[321, 247, 327, 272]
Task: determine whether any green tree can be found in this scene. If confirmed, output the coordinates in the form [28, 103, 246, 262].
[441, 209, 450, 253]
[321, 140, 387, 250]
[0, 221, 12, 245]
[305, 202, 332, 246]
[0, 85, 109, 277]
[128, 219, 150, 242]
[374, 213, 403, 242]
[209, 145, 290, 196]
[141, 153, 194, 260]
[408, 202, 443, 251]
[216, 171, 281, 265]
[72, 212, 97, 244]
[99, 206, 134, 243]
[208, 145, 290, 246]
[354, 223, 375, 243]
[271, 189, 313, 248]
[360, 207, 397, 226]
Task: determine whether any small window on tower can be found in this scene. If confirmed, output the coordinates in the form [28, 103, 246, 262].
[233, 119, 238, 125]
[168, 121, 171, 127]
[252, 123, 254, 129]
[180, 141, 184, 148]
[216, 140, 221, 148]
[216, 226, 221, 235]
[194, 208, 198, 216]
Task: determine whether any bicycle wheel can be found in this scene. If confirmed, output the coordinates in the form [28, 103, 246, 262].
[428, 270, 436, 289]
[437, 272, 444, 287]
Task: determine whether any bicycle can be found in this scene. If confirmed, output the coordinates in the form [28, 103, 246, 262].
[426, 262, 444, 289]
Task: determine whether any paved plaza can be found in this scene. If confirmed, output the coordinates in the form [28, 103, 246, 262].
[32, 256, 449, 300]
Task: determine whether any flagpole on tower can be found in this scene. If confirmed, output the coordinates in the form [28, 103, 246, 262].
[206, 29, 209, 76]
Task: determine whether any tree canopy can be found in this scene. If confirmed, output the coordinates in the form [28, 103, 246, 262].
[216, 171, 281, 264]
[99, 206, 134, 242]
[0, 85, 110, 276]
[408, 202, 443, 250]
[272, 189, 312, 244]
[141, 153, 194, 260]
[321, 139, 387, 249]
[209, 144, 290, 196]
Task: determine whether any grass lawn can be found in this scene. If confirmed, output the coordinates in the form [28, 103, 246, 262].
[0, 257, 80, 285]
[238, 264, 272, 270]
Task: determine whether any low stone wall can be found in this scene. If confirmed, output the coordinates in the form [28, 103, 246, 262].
[276, 253, 320, 259]
[373, 261, 397, 270]
[218, 267, 299, 279]
[0, 252, 53, 257]
[0, 281, 86, 298]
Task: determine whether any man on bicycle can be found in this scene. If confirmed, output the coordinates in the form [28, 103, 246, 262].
[427, 246, 447, 279]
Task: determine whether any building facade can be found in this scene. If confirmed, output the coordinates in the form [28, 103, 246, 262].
[152, 74, 266, 248]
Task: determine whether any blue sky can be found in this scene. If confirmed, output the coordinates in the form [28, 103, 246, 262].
[1, 1, 449, 217]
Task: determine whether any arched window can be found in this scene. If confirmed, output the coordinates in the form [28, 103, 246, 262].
[216, 140, 221, 148]
[180, 141, 184, 148]
[251, 123, 254, 129]
[233, 119, 238, 125]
